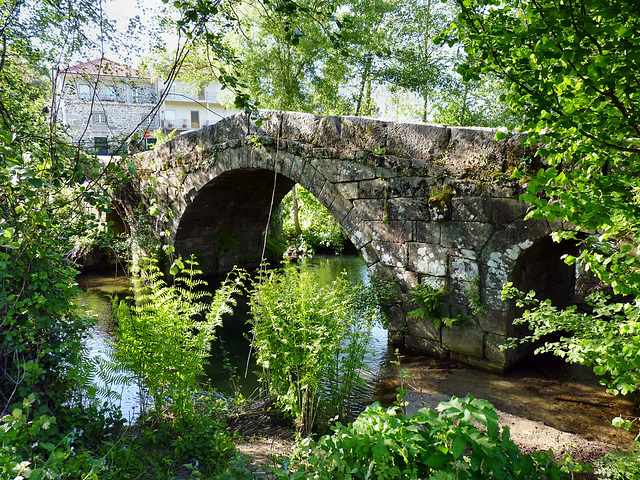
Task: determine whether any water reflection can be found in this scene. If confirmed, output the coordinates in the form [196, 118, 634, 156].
[76, 274, 141, 422]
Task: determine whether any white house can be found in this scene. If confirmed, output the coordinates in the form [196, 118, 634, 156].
[160, 79, 236, 133]
[57, 58, 238, 154]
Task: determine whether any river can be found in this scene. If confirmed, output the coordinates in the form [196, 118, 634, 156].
[76, 254, 638, 446]
[76, 254, 389, 422]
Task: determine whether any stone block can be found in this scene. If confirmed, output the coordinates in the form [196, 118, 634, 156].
[386, 123, 451, 160]
[483, 287, 508, 311]
[367, 261, 393, 280]
[450, 256, 479, 283]
[419, 275, 448, 290]
[335, 182, 358, 200]
[406, 316, 440, 341]
[317, 182, 338, 209]
[353, 199, 385, 221]
[312, 158, 376, 183]
[407, 243, 448, 276]
[361, 243, 380, 266]
[357, 178, 389, 199]
[341, 208, 362, 236]
[484, 333, 509, 364]
[351, 226, 372, 250]
[388, 330, 405, 348]
[386, 177, 433, 198]
[477, 309, 509, 336]
[441, 221, 494, 252]
[441, 323, 484, 358]
[413, 221, 441, 244]
[385, 304, 407, 332]
[274, 152, 295, 178]
[338, 116, 390, 152]
[289, 155, 307, 182]
[393, 268, 419, 290]
[451, 197, 528, 224]
[329, 194, 353, 223]
[375, 241, 407, 269]
[387, 198, 430, 221]
[369, 221, 410, 244]
[484, 252, 512, 291]
[405, 335, 447, 357]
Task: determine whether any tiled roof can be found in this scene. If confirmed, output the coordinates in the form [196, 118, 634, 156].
[64, 58, 149, 78]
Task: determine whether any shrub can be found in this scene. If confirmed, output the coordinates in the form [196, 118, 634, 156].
[248, 265, 378, 435]
[278, 395, 589, 479]
[111, 257, 244, 417]
[0, 394, 104, 479]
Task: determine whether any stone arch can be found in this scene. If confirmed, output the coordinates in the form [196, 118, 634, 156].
[478, 217, 579, 369]
[168, 143, 371, 276]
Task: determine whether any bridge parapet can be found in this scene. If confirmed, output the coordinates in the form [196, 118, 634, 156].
[128, 111, 574, 372]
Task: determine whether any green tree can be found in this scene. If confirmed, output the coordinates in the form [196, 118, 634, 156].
[446, 0, 640, 417]
[379, 0, 454, 122]
[278, 185, 348, 253]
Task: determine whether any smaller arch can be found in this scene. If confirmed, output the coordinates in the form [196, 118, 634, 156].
[505, 234, 579, 367]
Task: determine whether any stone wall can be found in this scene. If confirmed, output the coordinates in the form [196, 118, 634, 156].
[127, 111, 576, 372]
[63, 101, 158, 147]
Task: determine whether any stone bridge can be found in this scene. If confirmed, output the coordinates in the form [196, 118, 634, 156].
[125, 110, 577, 372]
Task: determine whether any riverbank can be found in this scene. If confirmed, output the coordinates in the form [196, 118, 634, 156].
[229, 354, 639, 474]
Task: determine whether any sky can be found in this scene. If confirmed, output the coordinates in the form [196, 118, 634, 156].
[101, 0, 178, 66]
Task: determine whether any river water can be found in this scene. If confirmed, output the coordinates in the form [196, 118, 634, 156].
[76, 254, 389, 421]
[76, 254, 638, 446]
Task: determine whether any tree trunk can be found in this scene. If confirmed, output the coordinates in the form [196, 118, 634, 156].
[291, 184, 302, 237]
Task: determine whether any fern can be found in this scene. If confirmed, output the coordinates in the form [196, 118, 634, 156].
[407, 284, 449, 319]
[110, 257, 245, 417]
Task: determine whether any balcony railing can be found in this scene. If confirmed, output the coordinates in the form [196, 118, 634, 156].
[164, 92, 219, 103]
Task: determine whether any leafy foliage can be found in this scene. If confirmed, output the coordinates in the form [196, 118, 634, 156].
[0, 128, 107, 411]
[247, 265, 378, 435]
[278, 395, 587, 479]
[97, 394, 238, 479]
[278, 185, 348, 253]
[502, 284, 640, 399]
[447, 0, 640, 426]
[0, 394, 105, 479]
[594, 443, 640, 480]
[111, 258, 244, 417]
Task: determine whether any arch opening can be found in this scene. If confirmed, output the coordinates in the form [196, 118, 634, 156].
[174, 168, 295, 276]
[507, 235, 579, 367]
[173, 169, 355, 276]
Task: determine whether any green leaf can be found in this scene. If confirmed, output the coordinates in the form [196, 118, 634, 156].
[28, 177, 44, 188]
[451, 434, 467, 459]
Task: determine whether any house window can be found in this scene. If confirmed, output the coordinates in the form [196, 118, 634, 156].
[78, 84, 91, 101]
[94, 137, 109, 155]
[198, 87, 205, 100]
[98, 86, 117, 102]
[191, 110, 200, 128]
[94, 112, 107, 125]
[165, 109, 176, 128]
